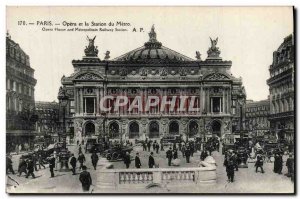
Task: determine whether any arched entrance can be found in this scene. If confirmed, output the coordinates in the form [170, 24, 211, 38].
[211, 120, 221, 137]
[109, 122, 119, 139]
[169, 121, 179, 135]
[84, 122, 95, 137]
[149, 121, 159, 138]
[188, 121, 198, 138]
[129, 121, 139, 139]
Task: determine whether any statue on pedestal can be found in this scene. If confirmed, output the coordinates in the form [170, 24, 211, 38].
[84, 36, 99, 57]
[207, 37, 221, 58]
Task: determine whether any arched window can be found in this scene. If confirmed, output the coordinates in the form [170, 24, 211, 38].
[289, 98, 294, 111]
[169, 121, 179, 135]
[284, 99, 289, 112]
[271, 102, 275, 114]
[85, 122, 95, 136]
[109, 122, 119, 139]
[149, 121, 159, 138]
[129, 121, 139, 139]
[275, 101, 279, 113]
[188, 121, 198, 138]
[211, 120, 221, 137]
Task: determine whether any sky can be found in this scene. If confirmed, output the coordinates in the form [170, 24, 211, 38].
[6, 6, 294, 102]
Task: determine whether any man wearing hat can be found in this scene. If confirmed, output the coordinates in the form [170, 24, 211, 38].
[18, 157, 27, 177]
[255, 154, 264, 173]
[25, 159, 35, 179]
[48, 154, 56, 178]
[185, 147, 191, 163]
[79, 165, 92, 192]
[135, 152, 142, 168]
[166, 147, 173, 166]
[286, 153, 294, 177]
[70, 154, 77, 175]
[148, 152, 155, 168]
[6, 154, 15, 175]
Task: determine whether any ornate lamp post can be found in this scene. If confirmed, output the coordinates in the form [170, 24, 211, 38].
[58, 87, 71, 172]
[237, 101, 248, 168]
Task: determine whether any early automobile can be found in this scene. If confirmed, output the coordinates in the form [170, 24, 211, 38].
[103, 144, 133, 161]
[161, 135, 183, 145]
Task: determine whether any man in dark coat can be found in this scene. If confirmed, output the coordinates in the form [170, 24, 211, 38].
[48, 154, 56, 178]
[225, 157, 235, 183]
[274, 153, 283, 174]
[32, 153, 38, 171]
[147, 141, 151, 152]
[78, 153, 86, 170]
[173, 149, 178, 159]
[200, 150, 208, 161]
[6, 155, 15, 174]
[286, 154, 294, 177]
[142, 141, 147, 151]
[185, 147, 191, 163]
[190, 142, 195, 157]
[173, 142, 177, 150]
[277, 153, 283, 174]
[25, 159, 35, 179]
[179, 142, 182, 152]
[135, 153, 142, 168]
[148, 152, 155, 168]
[166, 147, 173, 166]
[18, 157, 27, 177]
[79, 166, 92, 192]
[123, 152, 131, 169]
[153, 140, 157, 151]
[70, 154, 77, 175]
[91, 152, 99, 170]
[38, 154, 46, 169]
[78, 145, 82, 155]
[232, 152, 239, 171]
[155, 143, 160, 154]
[255, 154, 264, 173]
[181, 145, 186, 158]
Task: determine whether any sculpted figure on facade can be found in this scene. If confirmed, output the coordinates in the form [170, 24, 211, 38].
[195, 51, 202, 60]
[104, 50, 110, 60]
[84, 36, 98, 57]
[207, 37, 221, 58]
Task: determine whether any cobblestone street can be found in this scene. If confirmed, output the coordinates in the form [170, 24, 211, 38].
[6, 144, 294, 194]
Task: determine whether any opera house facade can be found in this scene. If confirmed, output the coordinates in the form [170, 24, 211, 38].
[58, 26, 246, 141]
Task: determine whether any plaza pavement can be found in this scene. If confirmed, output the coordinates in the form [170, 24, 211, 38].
[6, 144, 294, 194]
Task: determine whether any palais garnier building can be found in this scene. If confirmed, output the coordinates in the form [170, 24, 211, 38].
[58, 25, 246, 142]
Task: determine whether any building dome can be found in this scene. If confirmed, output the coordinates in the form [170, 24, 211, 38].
[113, 25, 193, 62]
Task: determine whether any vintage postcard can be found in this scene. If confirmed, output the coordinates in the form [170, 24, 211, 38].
[6, 6, 295, 194]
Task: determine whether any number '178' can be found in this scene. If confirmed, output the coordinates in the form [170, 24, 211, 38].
[18, 21, 26, 25]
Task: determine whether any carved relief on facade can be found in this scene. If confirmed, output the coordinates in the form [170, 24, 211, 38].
[140, 68, 147, 76]
[179, 67, 187, 76]
[150, 69, 158, 75]
[223, 120, 231, 133]
[84, 87, 95, 95]
[204, 73, 230, 81]
[76, 73, 102, 80]
[131, 69, 137, 75]
[170, 69, 177, 75]
[160, 68, 167, 76]
[190, 69, 198, 75]
[110, 69, 116, 75]
[119, 68, 127, 76]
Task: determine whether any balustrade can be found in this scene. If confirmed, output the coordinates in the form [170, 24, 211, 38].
[97, 163, 216, 190]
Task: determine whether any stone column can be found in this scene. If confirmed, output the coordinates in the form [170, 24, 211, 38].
[96, 87, 100, 115]
[80, 88, 84, 114]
